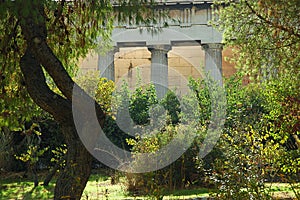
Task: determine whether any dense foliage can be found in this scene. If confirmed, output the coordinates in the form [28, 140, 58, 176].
[122, 73, 299, 199]
[213, 0, 300, 80]
[209, 1, 300, 198]
[212, 73, 300, 199]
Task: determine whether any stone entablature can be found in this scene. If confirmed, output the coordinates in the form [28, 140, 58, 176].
[112, 0, 221, 44]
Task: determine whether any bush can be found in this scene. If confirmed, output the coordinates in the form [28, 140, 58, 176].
[124, 77, 223, 198]
[124, 72, 300, 199]
[211, 72, 300, 199]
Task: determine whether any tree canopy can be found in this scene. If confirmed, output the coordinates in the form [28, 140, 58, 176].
[213, 0, 300, 80]
[0, 0, 162, 128]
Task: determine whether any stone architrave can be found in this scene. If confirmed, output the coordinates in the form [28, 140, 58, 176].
[202, 43, 223, 85]
[148, 45, 172, 99]
[98, 47, 119, 81]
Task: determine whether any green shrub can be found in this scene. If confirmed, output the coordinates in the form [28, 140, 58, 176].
[211, 72, 300, 199]
[124, 77, 222, 199]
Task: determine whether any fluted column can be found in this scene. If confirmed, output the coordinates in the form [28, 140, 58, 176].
[98, 47, 119, 81]
[148, 45, 172, 99]
[202, 43, 223, 85]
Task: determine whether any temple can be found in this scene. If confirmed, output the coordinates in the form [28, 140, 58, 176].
[79, 1, 236, 96]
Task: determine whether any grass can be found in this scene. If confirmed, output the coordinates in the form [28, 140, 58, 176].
[82, 174, 126, 200]
[0, 171, 299, 199]
[266, 183, 300, 199]
[0, 178, 54, 199]
[159, 188, 212, 199]
[0, 171, 211, 200]
[82, 173, 213, 199]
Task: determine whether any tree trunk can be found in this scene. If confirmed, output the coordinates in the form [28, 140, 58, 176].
[54, 124, 93, 200]
[18, 2, 105, 198]
[20, 47, 94, 199]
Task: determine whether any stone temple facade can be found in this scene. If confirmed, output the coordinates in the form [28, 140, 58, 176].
[79, 1, 236, 97]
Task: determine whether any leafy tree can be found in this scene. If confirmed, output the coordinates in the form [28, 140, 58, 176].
[125, 78, 224, 197]
[210, 1, 300, 198]
[0, 0, 161, 199]
[213, 0, 300, 80]
[129, 84, 158, 125]
[211, 73, 300, 199]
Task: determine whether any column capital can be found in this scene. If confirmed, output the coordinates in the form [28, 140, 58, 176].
[147, 44, 172, 53]
[201, 43, 223, 50]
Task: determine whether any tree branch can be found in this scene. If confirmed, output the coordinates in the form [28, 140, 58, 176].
[18, 1, 106, 123]
[20, 48, 72, 124]
[53, 0, 66, 26]
[245, 1, 300, 39]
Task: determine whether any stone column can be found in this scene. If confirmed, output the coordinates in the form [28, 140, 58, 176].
[148, 45, 171, 99]
[98, 47, 119, 81]
[202, 43, 223, 85]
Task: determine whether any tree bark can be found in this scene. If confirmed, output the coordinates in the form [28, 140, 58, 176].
[54, 124, 93, 199]
[18, 1, 105, 199]
[20, 48, 93, 199]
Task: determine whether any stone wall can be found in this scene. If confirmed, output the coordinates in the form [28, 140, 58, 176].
[78, 47, 236, 91]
